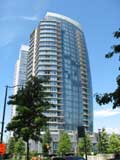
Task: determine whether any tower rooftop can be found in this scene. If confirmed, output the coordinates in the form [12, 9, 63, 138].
[46, 12, 82, 30]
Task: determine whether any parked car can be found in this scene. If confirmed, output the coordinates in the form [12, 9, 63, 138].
[63, 156, 85, 160]
[52, 156, 85, 160]
[51, 157, 64, 160]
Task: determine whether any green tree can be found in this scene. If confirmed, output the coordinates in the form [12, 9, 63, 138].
[98, 128, 109, 153]
[6, 76, 52, 160]
[14, 138, 25, 160]
[95, 28, 120, 109]
[78, 134, 92, 156]
[57, 131, 72, 156]
[42, 128, 52, 156]
[7, 137, 15, 154]
[108, 133, 120, 153]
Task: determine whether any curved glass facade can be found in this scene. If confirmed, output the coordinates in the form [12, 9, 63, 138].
[27, 12, 93, 133]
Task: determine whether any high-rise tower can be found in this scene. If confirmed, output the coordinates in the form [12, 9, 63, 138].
[11, 45, 29, 118]
[27, 12, 93, 133]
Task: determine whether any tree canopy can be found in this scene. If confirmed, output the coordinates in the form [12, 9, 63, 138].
[57, 131, 72, 156]
[14, 138, 25, 160]
[7, 137, 15, 154]
[98, 128, 109, 153]
[6, 76, 52, 160]
[78, 134, 92, 156]
[42, 128, 52, 156]
[108, 133, 120, 154]
[95, 28, 120, 109]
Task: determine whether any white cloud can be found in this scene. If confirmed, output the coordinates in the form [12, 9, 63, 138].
[21, 16, 38, 21]
[94, 109, 120, 117]
[106, 127, 120, 134]
[0, 16, 38, 21]
[95, 127, 120, 134]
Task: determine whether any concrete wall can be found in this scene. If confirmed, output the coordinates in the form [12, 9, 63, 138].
[88, 154, 114, 160]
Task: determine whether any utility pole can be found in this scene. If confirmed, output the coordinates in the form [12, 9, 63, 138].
[0, 86, 8, 143]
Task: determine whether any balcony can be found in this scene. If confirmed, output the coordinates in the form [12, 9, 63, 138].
[38, 62, 57, 65]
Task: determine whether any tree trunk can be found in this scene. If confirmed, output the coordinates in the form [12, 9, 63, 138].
[26, 140, 29, 160]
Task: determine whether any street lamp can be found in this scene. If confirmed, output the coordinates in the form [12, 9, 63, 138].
[98, 129, 101, 153]
[77, 126, 87, 160]
[0, 85, 23, 144]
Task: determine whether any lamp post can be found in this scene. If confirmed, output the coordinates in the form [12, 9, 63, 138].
[84, 135, 87, 160]
[0, 85, 22, 144]
[0, 86, 8, 143]
[0, 85, 23, 160]
[77, 126, 87, 160]
[98, 129, 101, 153]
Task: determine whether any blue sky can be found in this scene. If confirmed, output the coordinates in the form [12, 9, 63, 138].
[0, 0, 120, 140]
